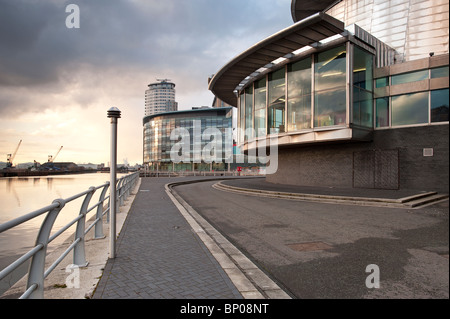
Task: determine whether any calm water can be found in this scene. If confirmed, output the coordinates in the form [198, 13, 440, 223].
[0, 173, 126, 276]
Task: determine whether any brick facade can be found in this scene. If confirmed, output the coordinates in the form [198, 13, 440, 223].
[267, 125, 449, 193]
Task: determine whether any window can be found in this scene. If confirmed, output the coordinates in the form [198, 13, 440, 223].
[245, 86, 253, 139]
[431, 66, 449, 79]
[431, 89, 449, 122]
[287, 57, 311, 131]
[268, 68, 286, 133]
[254, 78, 267, 136]
[239, 93, 245, 143]
[375, 97, 389, 128]
[314, 45, 347, 127]
[375, 77, 389, 88]
[353, 47, 373, 127]
[392, 92, 428, 126]
[391, 70, 428, 85]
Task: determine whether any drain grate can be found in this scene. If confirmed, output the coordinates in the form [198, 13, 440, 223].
[286, 241, 332, 252]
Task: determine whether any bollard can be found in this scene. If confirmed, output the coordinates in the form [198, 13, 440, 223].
[107, 107, 121, 259]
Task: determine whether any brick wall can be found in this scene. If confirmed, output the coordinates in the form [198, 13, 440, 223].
[267, 125, 449, 193]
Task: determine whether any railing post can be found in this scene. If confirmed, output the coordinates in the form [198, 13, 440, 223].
[95, 182, 110, 239]
[27, 198, 65, 299]
[124, 176, 130, 200]
[73, 187, 95, 267]
[108, 107, 121, 259]
[118, 178, 125, 206]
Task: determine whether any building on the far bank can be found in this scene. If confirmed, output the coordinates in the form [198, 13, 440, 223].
[143, 107, 233, 172]
[145, 79, 178, 116]
[208, 0, 449, 193]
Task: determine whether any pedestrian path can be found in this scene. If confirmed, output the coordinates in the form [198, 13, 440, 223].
[93, 177, 242, 299]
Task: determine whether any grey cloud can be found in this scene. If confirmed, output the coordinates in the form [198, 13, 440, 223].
[0, 0, 292, 115]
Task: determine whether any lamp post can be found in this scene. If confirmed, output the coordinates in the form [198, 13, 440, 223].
[107, 107, 121, 259]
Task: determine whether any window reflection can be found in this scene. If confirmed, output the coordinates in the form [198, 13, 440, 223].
[315, 88, 346, 126]
[391, 70, 428, 85]
[375, 77, 388, 88]
[239, 93, 245, 143]
[315, 46, 346, 92]
[287, 58, 311, 131]
[315, 46, 346, 127]
[245, 86, 253, 139]
[254, 78, 267, 136]
[268, 69, 286, 133]
[375, 97, 389, 127]
[431, 89, 449, 122]
[431, 66, 449, 79]
[353, 88, 373, 127]
[353, 47, 373, 127]
[392, 92, 428, 126]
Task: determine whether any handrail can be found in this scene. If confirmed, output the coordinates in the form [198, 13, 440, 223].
[0, 171, 139, 299]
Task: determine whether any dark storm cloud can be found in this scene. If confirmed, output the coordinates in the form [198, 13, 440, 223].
[0, 0, 292, 115]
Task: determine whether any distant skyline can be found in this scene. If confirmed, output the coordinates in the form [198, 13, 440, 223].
[0, 0, 292, 165]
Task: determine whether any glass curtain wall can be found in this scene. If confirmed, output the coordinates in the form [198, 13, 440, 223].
[254, 78, 267, 136]
[353, 46, 373, 127]
[431, 89, 449, 122]
[268, 68, 286, 133]
[239, 94, 245, 143]
[392, 92, 429, 126]
[375, 97, 389, 127]
[245, 86, 254, 140]
[287, 57, 312, 131]
[144, 113, 232, 170]
[314, 45, 347, 127]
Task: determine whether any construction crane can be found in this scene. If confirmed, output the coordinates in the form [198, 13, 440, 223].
[6, 140, 22, 168]
[48, 146, 63, 163]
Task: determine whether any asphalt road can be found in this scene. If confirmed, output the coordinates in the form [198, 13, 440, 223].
[174, 180, 449, 299]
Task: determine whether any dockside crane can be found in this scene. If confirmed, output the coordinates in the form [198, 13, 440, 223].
[48, 146, 63, 163]
[6, 140, 22, 168]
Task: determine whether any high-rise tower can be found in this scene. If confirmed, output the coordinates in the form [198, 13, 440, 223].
[144, 79, 178, 116]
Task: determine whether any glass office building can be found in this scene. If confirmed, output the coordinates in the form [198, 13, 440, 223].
[208, 0, 449, 192]
[143, 107, 233, 172]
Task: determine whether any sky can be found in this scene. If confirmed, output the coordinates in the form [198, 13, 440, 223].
[0, 0, 293, 166]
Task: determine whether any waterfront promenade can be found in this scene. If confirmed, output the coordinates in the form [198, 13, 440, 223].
[93, 176, 289, 299]
[93, 176, 449, 299]
[92, 177, 242, 299]
[1, 175, 447, 299]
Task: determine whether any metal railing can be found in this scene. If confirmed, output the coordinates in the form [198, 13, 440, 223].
[0, 172, 139, 299]
[139, 169, 265, 178]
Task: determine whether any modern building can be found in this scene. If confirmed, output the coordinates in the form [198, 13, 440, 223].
[208, 0, 449, 192]
[144, 79, 178, 116]
[143, 107, 233, 172]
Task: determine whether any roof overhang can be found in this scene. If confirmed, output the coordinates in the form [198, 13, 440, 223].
[143, 107, 232, 125]
[208, 12, 345, 107]
[291, 0, 341, 22]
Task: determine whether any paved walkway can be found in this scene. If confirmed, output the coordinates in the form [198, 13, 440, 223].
[92, 176, 448, 299]
[93, 177, 242, 299]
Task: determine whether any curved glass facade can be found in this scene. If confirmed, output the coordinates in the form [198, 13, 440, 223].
[143, 108, 233, 171]
[238, 43, 375, 144]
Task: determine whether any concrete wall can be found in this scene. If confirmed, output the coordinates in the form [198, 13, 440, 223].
[267, 124, 449, 193]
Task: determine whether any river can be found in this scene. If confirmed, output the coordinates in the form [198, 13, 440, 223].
[0, 172, 127, 296]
